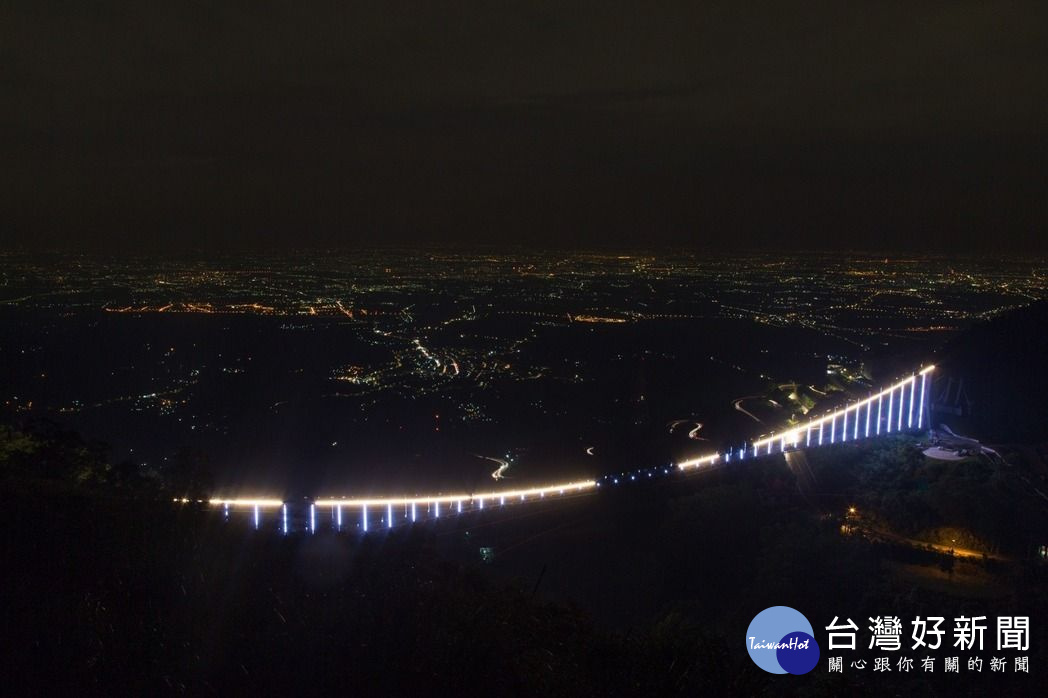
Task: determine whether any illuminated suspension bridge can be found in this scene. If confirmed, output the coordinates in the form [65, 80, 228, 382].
[201, 365, 935, 533]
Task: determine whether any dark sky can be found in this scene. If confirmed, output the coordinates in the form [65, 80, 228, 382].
[3, 1, 1046, 252]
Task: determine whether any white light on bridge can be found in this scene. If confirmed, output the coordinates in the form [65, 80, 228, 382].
[209, 498, 284, 509]
[206, 370, 938, 527]
[907, 377, 916, 428]
[918, 372, 928, 428]
[743, 370, 934, 461]
[887, 390, 894, 433]
[282, 504, 288, 534]
[312, 480, 596, 509]
[897, 386, 904, 431]
[677, 454, 719, 469]
[310, 504, 316, 533]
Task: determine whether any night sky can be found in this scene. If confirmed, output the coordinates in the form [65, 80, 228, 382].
[3, 1, 1046, 252]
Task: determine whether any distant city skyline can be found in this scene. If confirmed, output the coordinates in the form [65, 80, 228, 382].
[2, 250, 1041, 493]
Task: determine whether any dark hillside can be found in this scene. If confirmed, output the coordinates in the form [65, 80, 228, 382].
[936, 300, 1048, 442]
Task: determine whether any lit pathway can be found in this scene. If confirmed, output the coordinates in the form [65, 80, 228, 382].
[201, 365, 936, 533]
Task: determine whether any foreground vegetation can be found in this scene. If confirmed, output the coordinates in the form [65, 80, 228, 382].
[806, 436, 1048, 558]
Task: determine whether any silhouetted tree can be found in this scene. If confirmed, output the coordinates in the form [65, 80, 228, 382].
[165, 447, 214, 498]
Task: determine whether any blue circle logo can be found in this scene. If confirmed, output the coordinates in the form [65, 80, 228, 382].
[745, 606, 820, 675]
